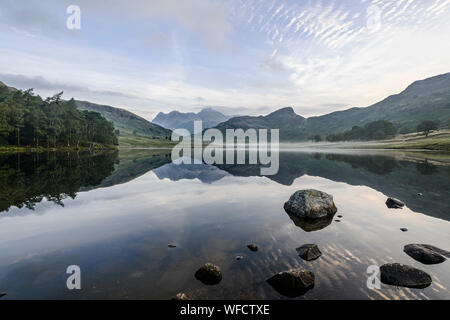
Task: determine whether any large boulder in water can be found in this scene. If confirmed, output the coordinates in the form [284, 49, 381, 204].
[380, 263, 432, 289]
[404, 244, 447, 265]
[284, 190, 337, 219]
[267, 268, 315, 298]
[195, 263, 222, 285]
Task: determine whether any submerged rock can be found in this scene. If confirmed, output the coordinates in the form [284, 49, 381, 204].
[0, 292, 6, 298]
[400, 228, 408, 232]
[284, 190, 337, 219]
[404, 244, 447, 265]
[380, 263, 432, 289]
[296, 244, 322, 261]
[172, 292, 189, 300]
[195, 263, 222, 285]
[386, 197, 405, 209]
[235, 255, 244, 261]
[267, 268, 315, 298]
[247, 244, 259, 252]
[168, 244, 177, 248]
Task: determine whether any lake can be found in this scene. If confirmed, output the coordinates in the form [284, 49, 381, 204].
[0, 149, 449, 299]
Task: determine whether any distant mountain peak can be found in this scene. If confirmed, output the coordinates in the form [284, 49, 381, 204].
[266, 107, 304, 121]
[268, 107, 296, 115]
[152, 108, 232, 134]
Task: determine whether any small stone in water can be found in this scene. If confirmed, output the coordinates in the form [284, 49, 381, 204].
[400, 228, 408, 232]
[404, 244, 447, 265]
[0, 292, 6, 298]
[235, 255, 244, 261]
[337, 215, 343, 218]
[172, 292, 189, 300]
[380, 263, 432, 288]
[247, 244, 259, 252]
[267, 268, 315, 298]
[168, 244, 177, 248]
[386, 197, 405, 209]
[195, 263, 222, 285]
[296, 244, 322, 261]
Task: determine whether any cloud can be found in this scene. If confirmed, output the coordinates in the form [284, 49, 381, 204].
[0, 73, 137, 99]
[1, 0, 450, 120]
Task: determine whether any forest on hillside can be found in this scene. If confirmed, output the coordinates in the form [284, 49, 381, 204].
[0, 85, 118, 148]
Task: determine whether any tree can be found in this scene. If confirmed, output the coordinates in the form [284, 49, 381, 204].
[309, 134, 322, 142]
[417, 120, 438, 137]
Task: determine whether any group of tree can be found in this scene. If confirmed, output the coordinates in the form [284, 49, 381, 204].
[0, 86, 118, 148]
[417, 120, 439, 137]
[309, 134, 323, 142]
[326, 120, 397, 142]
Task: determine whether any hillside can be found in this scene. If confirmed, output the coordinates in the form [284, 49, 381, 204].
[305, 72, 450, 136]
[153, 108, 231, 134]
[215, 107, 306, 141]
[76, 101, 171, 139]
[215, 73, 450, 141]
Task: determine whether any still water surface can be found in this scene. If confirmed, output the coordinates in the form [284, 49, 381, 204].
[0, 149, 449, 299]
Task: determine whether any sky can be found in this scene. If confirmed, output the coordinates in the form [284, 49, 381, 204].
[0, 0, 450, 121]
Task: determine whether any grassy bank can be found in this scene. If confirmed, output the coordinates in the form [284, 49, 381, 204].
[118, 133, 177, 148]
[370, 130, 450, 152]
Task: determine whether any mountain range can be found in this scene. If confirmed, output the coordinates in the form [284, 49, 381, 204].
[215, 72, 450, 141]
[2, 72, 449, 143]
[153, 108, 231, 134]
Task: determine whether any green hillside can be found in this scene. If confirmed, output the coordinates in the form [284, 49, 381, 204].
[76, 101, 172, 139]
[305, 72, 450, 136]
[215, 73, 450, 141]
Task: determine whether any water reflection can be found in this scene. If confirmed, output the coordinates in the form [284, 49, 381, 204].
[0, 149, 448, 300]
[0, 151, 117, 214]
[159, 151, 450, 221]
[2, 150, 449, 223]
